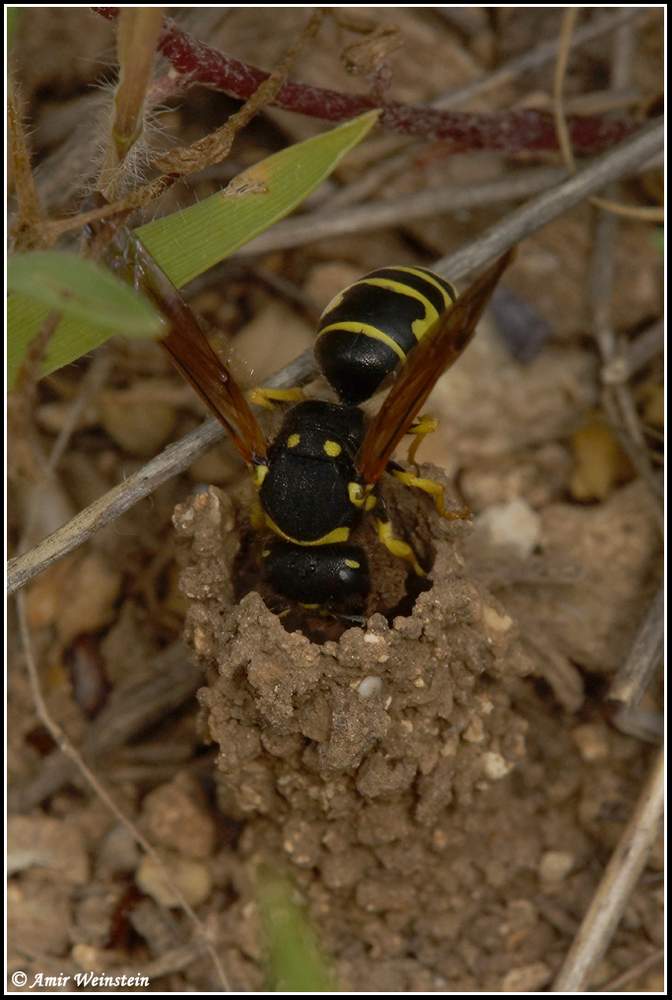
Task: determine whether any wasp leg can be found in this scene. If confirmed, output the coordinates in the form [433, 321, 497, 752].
[406, 413, 438, 465]
[250, 497, 266, 531]
[247, 386, 305, 411]
[374, 496, 425, 577]
[390, 468, 471, 521]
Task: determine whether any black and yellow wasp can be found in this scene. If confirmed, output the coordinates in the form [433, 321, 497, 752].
[159, 250, 513, 614]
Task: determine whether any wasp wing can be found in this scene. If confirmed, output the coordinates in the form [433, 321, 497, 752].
[161, 321, 267, 465]
[356, 249, 514, 486]
[131, 235, 267, 464]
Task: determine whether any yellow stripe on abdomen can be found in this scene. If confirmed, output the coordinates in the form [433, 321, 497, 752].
[316, 321, 407, 362]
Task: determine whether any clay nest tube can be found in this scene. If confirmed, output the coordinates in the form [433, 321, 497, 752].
[173, 465, 534, 991]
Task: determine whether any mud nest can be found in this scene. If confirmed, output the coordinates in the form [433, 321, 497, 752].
[174, 468, 538, 990]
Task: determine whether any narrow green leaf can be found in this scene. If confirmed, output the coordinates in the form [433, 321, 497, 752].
[7, 253, 164, 388]
[9, 252, 164, 335]
[257, 870, 336, 992]
[136, 110, 380, 288]
[8, 297, 111, 387]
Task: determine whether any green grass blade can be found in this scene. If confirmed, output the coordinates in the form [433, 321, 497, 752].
[8, 296, 117, 387]
[8, 252, 164, 335]
[136, 110, 380, 288]
[7, 253, 165, 388]
[257, 870, 336, 992]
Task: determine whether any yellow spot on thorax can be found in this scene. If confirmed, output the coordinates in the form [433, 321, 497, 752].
[344, 559, 360, 569]
[287, 433, 300, 448]
[324, 439, 342, 457]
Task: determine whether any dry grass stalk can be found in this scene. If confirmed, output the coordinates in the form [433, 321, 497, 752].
[99, 7, 165, 199]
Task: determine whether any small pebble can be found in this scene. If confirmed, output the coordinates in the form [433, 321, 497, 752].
[482, 751, 512, 781]
[500, 961, 552, 992]
[136, 853, 212, 908]
[571, 722, 610, 763]
[539, 850, 575, 883]
[358, 676, 383, 699]
[482, 604, 513, 635]
[476, 498, 541, 559]
[462, 717, 485, 743]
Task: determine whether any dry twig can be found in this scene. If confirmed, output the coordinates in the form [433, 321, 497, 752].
[596, 947, 664, 992]
[10, 642, 201, 812]
[237, 166, 568, 257]
[608, 585, 664, 709]
[551, 748, 664, 992]
[553, 9, 664, 222]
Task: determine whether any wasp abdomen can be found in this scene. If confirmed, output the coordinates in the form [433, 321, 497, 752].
[262, 540, 370, 606]
[315, 266, 457, 406]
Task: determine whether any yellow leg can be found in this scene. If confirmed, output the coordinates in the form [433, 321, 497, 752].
[250, 498, 266, 531]
[391, 469, 471, 521]
[247, 386, 305, 411]
[406, 413, 438, 465]
[375, 518, 425, 577]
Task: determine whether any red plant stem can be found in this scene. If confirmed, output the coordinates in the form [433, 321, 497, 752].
[94, 7, 636, 155]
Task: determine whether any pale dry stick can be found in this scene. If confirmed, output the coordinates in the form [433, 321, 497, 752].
[563, 87, 640, 115]
[608, 585, 664, 708]
[99, 6, 165, 198]
[328, 6, 644, 210]
[238, 166, 568, 256]
[596, 947, 664, 992]
[589, 194, 663, 508]
[17, 354, 114, 566]
[551, 748, 664, 992]
[610, 706, 663, 745]
[603, 380, 664, 505]
[432, 119, 662, 277]
[6, 119, 664, 596]
[588, 13, 664, 223]
[602, 319, 663, 386]
[582, 198, 664, 222]
[554, 9, 664, 222]
[553, 6, 581, 174]
[10, 642, 201, 813]
[44, 354, 113, 483]
[588, 20, 664, 512]
[14, 594, 231, 992]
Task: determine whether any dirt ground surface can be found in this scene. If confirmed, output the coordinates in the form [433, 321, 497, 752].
[8, 7, 664, 994]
